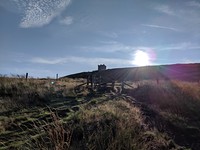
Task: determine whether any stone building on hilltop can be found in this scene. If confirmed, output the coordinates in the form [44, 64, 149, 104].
[98, 64, 106, 71]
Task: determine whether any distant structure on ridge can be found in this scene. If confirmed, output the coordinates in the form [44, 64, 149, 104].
[98, 64, 106, 71]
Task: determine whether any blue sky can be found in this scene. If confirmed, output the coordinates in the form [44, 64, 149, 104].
[0, 0, 200, 78]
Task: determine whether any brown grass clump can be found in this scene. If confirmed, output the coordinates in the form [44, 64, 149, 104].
[67, 99, 180, 150]
[132, 80, 200, 116]
[131, 80, 200, 149]
[26, 111, 73, 150]
[0, 77, 79, 111]
[22, 99, 179, 150]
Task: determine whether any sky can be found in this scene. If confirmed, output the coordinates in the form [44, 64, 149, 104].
[0, 0, 200, 78]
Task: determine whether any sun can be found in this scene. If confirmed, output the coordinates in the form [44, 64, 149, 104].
[132, 50, 150, 66]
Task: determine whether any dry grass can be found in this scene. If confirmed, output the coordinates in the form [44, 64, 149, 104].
[0, 76, 81, 111]
[65, 99, 180, 150]
[1, 77, 198, 149]
[19, 99, 179, 150]
[131, 80, 199, 112]
[131, 80, 200, 149]
[25, 111, 73, 150]
[0, 76, 80, 149]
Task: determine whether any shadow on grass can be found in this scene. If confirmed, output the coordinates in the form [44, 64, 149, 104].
[126, 81, 200, 150]
[0, 91, 94, 149]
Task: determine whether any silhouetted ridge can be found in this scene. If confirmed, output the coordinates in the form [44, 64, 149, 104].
[62, 63, 200, 82]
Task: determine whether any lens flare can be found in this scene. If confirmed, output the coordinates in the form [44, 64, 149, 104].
[132, 50, 150, 66]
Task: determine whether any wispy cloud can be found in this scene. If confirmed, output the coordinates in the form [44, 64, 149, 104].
[154, 4, 176, 16]
[31, 57, 66, 65]
[97, 31, 118, 38]
[186, 1, 200, 8]
[16, 0, 71, 28]
[30, 56, 132, 65]
[79, 41, 157, 53]
[59, 16, 73, 25]
[79, 42, 133, 52]
[97, 40, 118, 45]
[181, 59, 199, 64]
[133, 43, 200, 52]
[158, 42, 200, 51]
[154, 3, 200, 25]
[142, 24, 180, 32]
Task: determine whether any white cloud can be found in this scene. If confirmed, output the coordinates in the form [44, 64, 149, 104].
[15, 0, 71, 28]
[142, 24, 180, 32]
[159, 42, 200, 51]
[154, 3, 200, 25]
[97, 40, 118, 45]
[97, 31, 118, 38]
[79, 41, 157, 54]
[129, 43, 200, 52]
[30, 56, 132, 65]
[79, 43, 132, 52]
[79, 40, 200, 54]
[31, 57, 66, 64]
[154, 4, 176, 16]
[187, 1, 200, 8]
[181, 59, 197, 64]
[59, 16, 73, 25]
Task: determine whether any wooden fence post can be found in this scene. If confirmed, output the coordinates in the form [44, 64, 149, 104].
[121, 81, 125, 93]
[91, 75, 94, 89]
[112, 81, 115, 91]
[87, 76, 89, 86]
[25, 73, 28, 81]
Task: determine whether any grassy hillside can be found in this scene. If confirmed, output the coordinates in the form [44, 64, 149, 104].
[0, 75, 200, 149]
[64, 63, 200, 82]
[129, 80, 200, 149]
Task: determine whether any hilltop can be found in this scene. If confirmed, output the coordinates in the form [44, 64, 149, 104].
[63, 63, 200, 82]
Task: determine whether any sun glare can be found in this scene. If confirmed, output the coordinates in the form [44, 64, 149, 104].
[132, 50, 150, 66]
